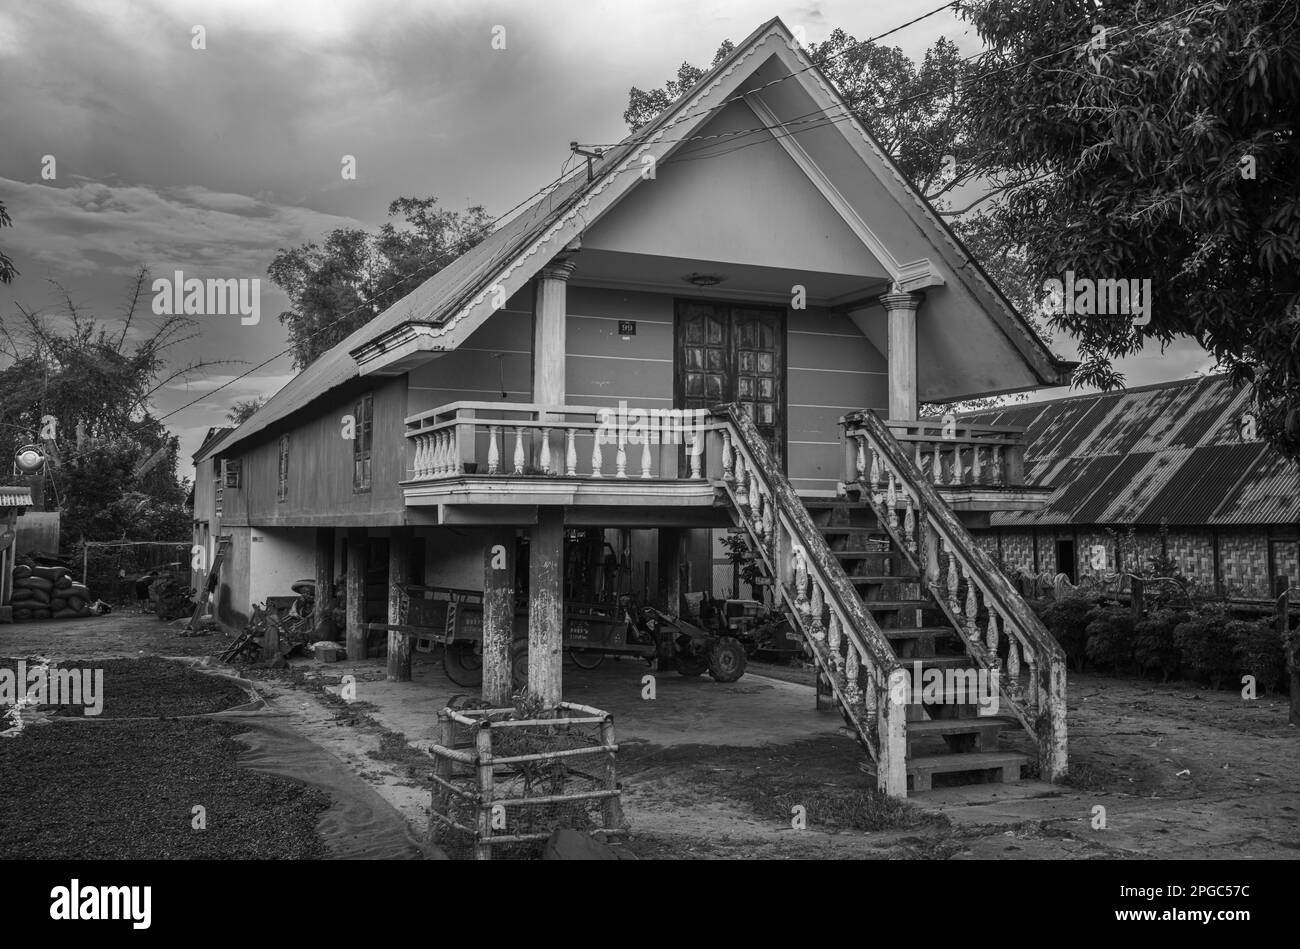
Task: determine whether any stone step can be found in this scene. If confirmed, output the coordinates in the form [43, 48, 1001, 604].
[906, 751, 1029, 793]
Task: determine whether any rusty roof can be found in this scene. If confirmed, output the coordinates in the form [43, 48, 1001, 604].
[967, 376, 1300, 528]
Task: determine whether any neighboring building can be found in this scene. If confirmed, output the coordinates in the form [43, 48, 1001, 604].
[192, 18, 1075, 794]
[0, 486, 34, 622]
[965, 376, 1300, 598]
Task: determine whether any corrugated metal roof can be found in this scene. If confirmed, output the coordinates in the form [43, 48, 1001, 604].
[978, 375, 1300, 528]
[0, 487, 34, 508]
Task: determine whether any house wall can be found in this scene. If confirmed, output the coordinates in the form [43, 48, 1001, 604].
[218, 376, 409, 529]
[15, 512, 60, 557]
[249, 528, 316, 606]
[982, 525, 1288, 599]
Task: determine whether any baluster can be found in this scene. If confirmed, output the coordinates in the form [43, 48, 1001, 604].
[424, 433, 436, 475]
[991, 445, 1004, 485]
[764, 501, 776, 553]
[611, 433, 626, 478]
[886, 472, 899, 531]
[946, 543, 960, 616]
[689, 434, 703, 479]
[721, 430, 734, 482]
[986, 606, 1001, 655]
[539, 427, 552, 474]
[641, 436, 653, 479]
[433, 431, 446, 475]
[965, 578, 979, 640]
[793, 548, 810, 618]
[1026, 654, 1039, 708]
[913, 440, 923, 473]
[487, 425, 500, 475]
[448, 430, 462, 475]
[950, 443, 962, 485]
[855, 435, 866, 483]
[412, 434, 426, 478]
[932, 441, 942, 485]
[869, 448, 880, 492]
[809, 583, 825, 636]
[513, 426, 525, 475]
[734, 453, 749, 508]
[903, 495, 916, 553]
[565, 428, 577, 476]
[1007, 637, 1021, 682]
[827, 611, 841, 655]
[844, 645, 861, 706]
[972, 444, 982, 484]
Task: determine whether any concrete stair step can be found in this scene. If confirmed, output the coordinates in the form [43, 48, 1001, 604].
[906, 750, 1029, 793]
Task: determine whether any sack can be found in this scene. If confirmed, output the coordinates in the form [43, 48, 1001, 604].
[55, 575, 73, 589]
[51, 597, 67, 611]
[30, 608, 51, 619]
[24, 588, 51, 605]
[22, 576, 53, 593]
[67, 595, 85, 612]
[13, 608, 31, 620]
[53, 607, 81, 619]
[66, 582, 90, 598]
[12, 564, 31, 579]
[31, 565, 68, 583]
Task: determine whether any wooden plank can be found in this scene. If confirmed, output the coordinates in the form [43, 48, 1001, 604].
[315, 527, 336, 641]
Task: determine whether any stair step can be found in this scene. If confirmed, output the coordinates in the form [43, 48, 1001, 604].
[816, 525, 884, 534]
[847, 574, 920, 584]
[882, 626, 958, 641]
[862, 599, 932, 611]
[907, 717, 1017, 739]
[905, 655, 977, 671]
[907, 751, 1029, 792]
[831, 549, 903, 559]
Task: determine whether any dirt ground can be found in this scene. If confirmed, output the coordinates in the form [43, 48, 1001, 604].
[3, 614, 1297, 859]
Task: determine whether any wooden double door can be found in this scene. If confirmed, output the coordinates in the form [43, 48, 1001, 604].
[674, 300, 786, 469]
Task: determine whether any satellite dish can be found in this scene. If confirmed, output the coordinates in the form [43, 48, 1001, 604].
[14, 445, 45, 473]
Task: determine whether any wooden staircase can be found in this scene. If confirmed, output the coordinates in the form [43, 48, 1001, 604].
[709, 404, 1067, 797]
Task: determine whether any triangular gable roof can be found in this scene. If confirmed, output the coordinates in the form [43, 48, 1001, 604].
[202, 17, 1068, 461]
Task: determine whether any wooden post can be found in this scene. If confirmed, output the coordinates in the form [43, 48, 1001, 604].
[657, 527, 682, 615]
[527, 507, 565, 709]
[483, 527, 516, 706]
[1276, 579, 1298, 725]
[315, 527, 337, 641]
[387, 526, 412, 682]
[599, 716, 622, 832]
[346, 527, 367, 661]
[432, 710, 453, 824]
[1130, 576, 1144, 621]
[475, 724, 495, 861]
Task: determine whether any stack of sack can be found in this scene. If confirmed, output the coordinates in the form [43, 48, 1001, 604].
[11, 564, 94, 621]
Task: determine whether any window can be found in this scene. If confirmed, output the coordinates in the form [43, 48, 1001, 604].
[224, 459, 242, 489]
[214, 478, 224, 518]
[277, 435, 290, 502]
[353, 393, 373, 492]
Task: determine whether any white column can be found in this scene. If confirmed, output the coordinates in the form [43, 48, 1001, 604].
[533, 258, 576, 411]
[880, 289, 922, 422]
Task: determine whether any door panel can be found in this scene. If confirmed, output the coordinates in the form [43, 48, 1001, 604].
[675, 300, 785, 469]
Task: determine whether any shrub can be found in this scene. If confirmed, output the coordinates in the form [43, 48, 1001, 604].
[1040, 594, 1102, 671]
[1133, 609, 1187, 681]
[1173, 606, 1236, 688]
[1230, 618, 1286, 694]
[1084, 608, 1136, 673]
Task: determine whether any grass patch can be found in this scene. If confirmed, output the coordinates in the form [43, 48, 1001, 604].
[0, 719, 329, 858]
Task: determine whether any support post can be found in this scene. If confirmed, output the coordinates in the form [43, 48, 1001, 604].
[346, 527, 367, 660]
[315, 527, 337, 641]
[599, 716, 622, 833]
[657, 527, 682, 615]
[387, 526, 412, 682]
[1130, 576, 1144, 621]
[533, 258, 576, 412]
[527, 507, 565, 709]
[878, 669, 909, 797]
[475, 724, 495, 861]
[483, 527, 517, 706]
[880, 289, 923, 422]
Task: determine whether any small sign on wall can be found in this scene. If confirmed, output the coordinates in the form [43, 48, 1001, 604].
[618, 320, 636, 337]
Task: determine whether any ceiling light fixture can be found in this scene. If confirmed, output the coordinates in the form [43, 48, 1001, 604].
[683, 273, 726, 287]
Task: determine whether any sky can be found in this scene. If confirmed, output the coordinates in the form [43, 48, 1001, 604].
[0, 0, 1214, 484]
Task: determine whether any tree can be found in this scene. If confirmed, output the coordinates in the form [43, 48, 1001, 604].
[0, 269, 227, 542]
[269, 197, 494, 369]
[227, 397, 266, 426]
[958, 0, 1300, 457]
[0, 200, 16, 285]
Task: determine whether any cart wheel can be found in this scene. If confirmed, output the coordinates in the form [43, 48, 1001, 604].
[511, 646, 529, 691]
[674, 654, 708, 677]
[708, 638, 747, 683]
[569, 648, 605, 670]
[443, 641, 483, 687]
